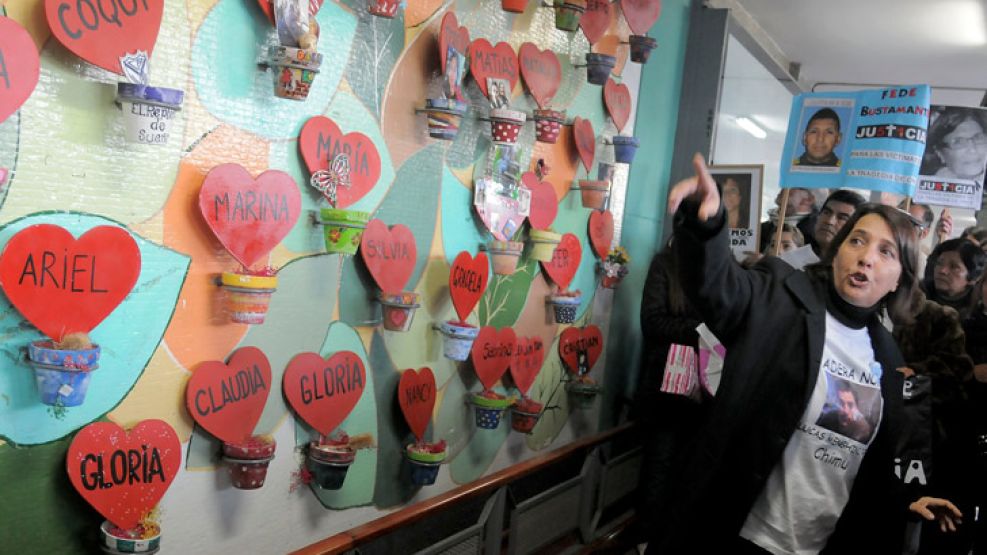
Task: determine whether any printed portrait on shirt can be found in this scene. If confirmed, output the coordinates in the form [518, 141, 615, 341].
[815, 373, 881, 444]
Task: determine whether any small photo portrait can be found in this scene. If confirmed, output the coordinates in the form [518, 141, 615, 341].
[487, 77, 511, 110]
[791, 104, 850, 172]
[707, 165, 763, 261]
[715, 173, 752, 229]
[443, 46, 465, 101]
[815, 375, 880, 444]
[920, 105, 987, 184]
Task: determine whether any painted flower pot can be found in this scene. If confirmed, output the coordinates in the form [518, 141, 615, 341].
[528, 230, 562, 262]
[379, 291, 421, 332]
[320, 208, 370, 255]
[100, 520, 161, 553]
[488, 240, 525, 275]
[502, 0, 527, 12]
[469, 393, 514, 429]
[222, 437, 276, 490]
[116, 83, 184, 146]
[406, 446, 446, 486]
[29, 340, 101, 369]
[221, 272, 278, 324]
[489, 108, 526, 145]
[553, 0, 586, 31]
[511, 399, 544, 434]
[425, 97, 469, 140]
[566, 380, 602, 409]
[602, 274, 622, 289]
[585, 53, 616, 85]
[438, 320, 480, 361]
[613, 135, 641, 164]
[547, 294, 582, 324]
[307, 443, 356, 490]
[534, 109, 565, 144]
[629, 35, 658, 64]
[268, 45, 322, 101]
[32, 363, 96, 407]
[368, 0, 400, 17]
[579, 180, 611, 210]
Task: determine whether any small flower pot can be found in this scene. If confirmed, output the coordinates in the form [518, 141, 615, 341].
[29, 340, 100, 368]
[489, 108, 526, 145]
[547, 294, 582, 324]
[307, 443, 356, 490]
[405, 445, 446, 486]
[528, 229, 562, 262]
[533, 109, 565, 144]
[578, 180, 611, 210]
[268, 45, 322, 101]
[28, 340, 101, 407]
[438, 320, 480, 361]
[488, 240, 525, 275]
[566, 380, 601, 409]
[629, 35, 658, 64]
[368, 0, 400, 17]
[469, 393, 514, 429]
[585, 53, 616, 85]
[553, 0, 586, 31]
[501, 0, 527, 12]
[379, 291, 421, 332]
[116, 83, 184, 146]
[612, 135, 640, 164]
[222, 437, 276, 490]
[601, 274, 622, 289]
[320, 208, 370, 255]
[511, 399, 544, 433]
[100, 520, 161, 553]
[425, 97, 469, 140]
[221, 272, 278, 324]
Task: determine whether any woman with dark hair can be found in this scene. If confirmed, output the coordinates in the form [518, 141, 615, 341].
[963, 274, 987, 553]
[923, 238, 987, 320]
[648, 154, 959, 554]
[923, 108, 987, 185]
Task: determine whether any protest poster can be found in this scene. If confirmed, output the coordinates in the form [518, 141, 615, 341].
[709, 165, 762, 262]
[912, 105, 987, 210]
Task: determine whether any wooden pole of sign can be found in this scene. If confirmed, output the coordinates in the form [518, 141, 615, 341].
[773, 188, 791, 256]
[903, 197, 912, 211]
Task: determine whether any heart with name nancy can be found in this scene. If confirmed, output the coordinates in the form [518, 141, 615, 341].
[449, 251, 489, 323]
[0, 224, 141, 342]
[518, 43, 561, 109]
[511, 336, 545, 396]
[522, 172, 558, 231]
[580, 0, 613, 45]
[0, 18, 41, 125]
[604, 79, 632, 133]
[299, 116, 381, 209]
[398, 367, 436, 441]
[471, 326, 517, 390]
[185, 346, 272, 445]
[439, 12, 470, 74]
[283, 350, 366, 436]
[588, 210, 614, 260]
[572, 117, 596, 172]
[541, 232, 582, 291]
[198, 163, 301, 269]
[469, 38, 518, 100]
[360, 219, 417, 295]
[559, 325, 603, 375]
[66, 420, 181, 530]
[45, 0, 164, 76]
[621, 0, 662, 36]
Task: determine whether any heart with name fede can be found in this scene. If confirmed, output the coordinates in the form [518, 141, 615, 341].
[185, 346, 272, 445]
[283, 350, 366, 436]
[604, 79, 632, 133]
[541, 232, 582, 291]
[469, 38, 518, 100]
[522, 172, 558, 231]
[0, 18, 40, 125]
[471, 326, 517, 390]
[559, 325, 603, 375]
[511, 336, 545, 396]
[588, 210, 614, 260]
[360, 219, 417, 294]
[572, 117, 596, 172]
[398, 367, 436, 441]
[439, 12, 470, 74]
[580, 0, 613, 45]
[518, 43, 561, 109]
[621, 0, 662, 36]
[450, 250, 489, 323]
[299, 116, 382, 209]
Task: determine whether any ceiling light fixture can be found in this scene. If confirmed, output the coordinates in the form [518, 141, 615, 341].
[735, 116, 767, 139]
[932, 1, 987, 46]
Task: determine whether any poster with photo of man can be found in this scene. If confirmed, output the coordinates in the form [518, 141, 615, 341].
[913, 105, 987, 210]
[709, 165, 763, 262]
[791, 102, 852, 172]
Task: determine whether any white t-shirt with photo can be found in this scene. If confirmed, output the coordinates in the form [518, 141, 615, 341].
[739, 312, 884, 555]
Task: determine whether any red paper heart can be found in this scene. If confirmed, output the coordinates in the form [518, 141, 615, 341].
[398, 367, 436, 441]
[0, 224, 140, 342]
[522, 172, 558, 230]
[518, 43, 561, 109]
[580, 0, 613, 45]
[256, 0, 324, 25]
[439, 12, 470, 74]
[299, 116, 382, 209]
[510, 336, 544, 395]
[198, 163, 301, 269]
[0, 18, 40, 125]
[470, 326, 516, 390]
[604, 79, 632, 133]
[450, 251, 489, 322]
[283, 351, 366, 436]
[588, 210, 614, 260]
[185, 347, 272, 445]
[45, 0, 164, 76]
[540, 232, 582, 290]
[66, 420, 181, 530]
[572, 117, 596, 172]
[469, 38, 519, 100]
[621, 0, 662, 35]
[559, 325, 603, 375]
[360, 219, 417, 294]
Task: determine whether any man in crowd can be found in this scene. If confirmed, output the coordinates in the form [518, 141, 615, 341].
[814, 189, 866, 256]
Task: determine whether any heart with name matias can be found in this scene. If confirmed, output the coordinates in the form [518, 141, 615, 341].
[449, 251, 489, 322]
[299, 116, 381, 209]
[518, 43, 561, 109]
[283, 351, 366, 436]
[559, 325, 603, 375]
[471, 326, 517, 390]
[604, 79, 632, 133]
[588, 210, 614, 260]
[621, 0, 662, 36]
[572, 117, 596, 172]
[522, 172, 558, 231]
[580, 0, 613, 45]
[398, 367, 436, 441]
[469, 38, 518, 100]
[185, 346, 272, 445]
[540, 232, 582, 290]
[0, 18, 40, 125]
[360, 219, 417, 294]
[511, 336, 545, 396]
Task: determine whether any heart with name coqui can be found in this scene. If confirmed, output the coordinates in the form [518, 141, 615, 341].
[511, 336, 545, 396]
[471, 326, 517, 390]
[66, 420, 181, 530]
[185, 346, 272, 445]
[588, 210, 614, 259]
[540, 232, 582, 291]
[0, 18, 40, 125]
[559, 325, 603, 375]
[469, 38, 518, 100]
[398, 367, 435, 441]
[620, 0, 662, 36]
[299, 116, 381, 209]
[449, 251, 489, 323]
[522, 172, 558, 231]
[0, 224, 141, 342]
[580, 0, 613, 45]
[360, 219, 417, 294]
[518, 43, 561, 109]
[604, 79, 632, 133]
[45, 0, 164, 75]
[283, 351, 366, 436]
[572, 117, 596, 172]
[198, 163, 301, 269]
[439, 12, 470, 74]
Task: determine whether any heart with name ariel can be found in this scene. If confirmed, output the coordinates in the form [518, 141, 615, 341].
[620, 0, 662, 36]
[360, 219, 417, 294]
[299, 116, 381, 209]
[198, 163, 301, 269]
[572, 117, 596, 172]
[470, 326, 517, 390]
[604, 79, 632, 133]
[518, 43, 561, 109]
[450, 251, 489, 323]
[283, 350, 366, 436]
[45, 0, 164, 76]
[541, 232, 582, 291]
[185, 346, 272, 445]
[511, 336, 545, 396]
[398, 367, 436, 441]
[522, 172, 558, 231]
[0, 224, 141, 342]
[588, 210, 614, 260]
[469, 38, 518, 100]
[66, 420, 181, 530]
[0, 18, 41, 125]
[440, 12, 470, 74]
[559, 325, 603, 375]
[580, 0, 613, 45]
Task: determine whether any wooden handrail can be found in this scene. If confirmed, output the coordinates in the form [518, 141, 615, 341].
[290, 422, 635, 555]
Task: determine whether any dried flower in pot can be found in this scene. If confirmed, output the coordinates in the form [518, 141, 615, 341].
[220, 268, 278, 324]
[405, 440, 447, 486]
[222, 435, 276, 490]
[307, 432, 358, 490]
[28, 332, 100, 407]
[100, 519, 161, 553]
[468, 390, 515, 429]
[600, 246, 630, 289]
[510, 397, 544, 433]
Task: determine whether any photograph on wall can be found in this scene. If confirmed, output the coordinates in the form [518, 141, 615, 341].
[913, 105, 987, 210]
[709, 165, 763, 262]
[443, 46, 466, 101]
[487, 77, 511, 109]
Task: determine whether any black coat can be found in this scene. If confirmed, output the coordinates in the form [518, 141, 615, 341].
[649, 204, 908, 554]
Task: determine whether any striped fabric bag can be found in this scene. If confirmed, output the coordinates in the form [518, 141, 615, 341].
[660, 344, 700, 401]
